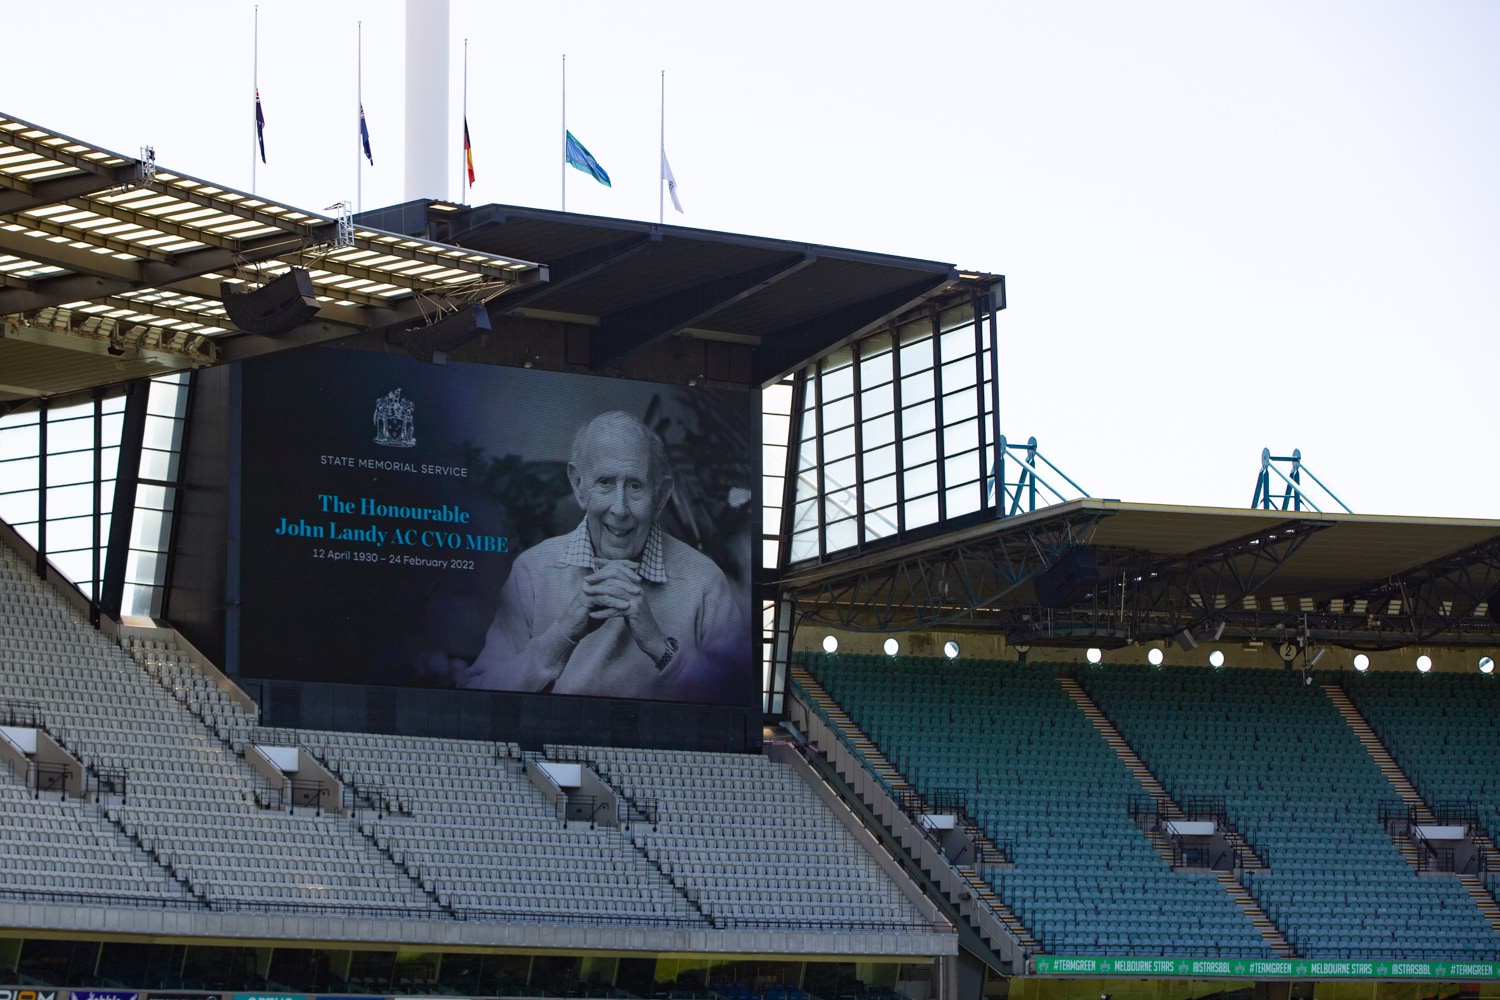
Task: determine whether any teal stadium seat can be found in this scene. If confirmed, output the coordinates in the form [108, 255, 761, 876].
[803, 653, 1273, 959]
[1076, 664, 1500, 961]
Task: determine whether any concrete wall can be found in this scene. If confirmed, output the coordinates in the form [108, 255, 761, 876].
[33, 731, 83, 799]
[0, 897, 957, 956]
[296, 748, 344, 815]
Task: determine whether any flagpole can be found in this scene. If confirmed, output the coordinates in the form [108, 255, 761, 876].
[561, 54, 567, 212]
[252, 4, 259, 195]
[462, 38, 468, 205]
[357, 20, 363, 214]
[659, 70, 665, 225]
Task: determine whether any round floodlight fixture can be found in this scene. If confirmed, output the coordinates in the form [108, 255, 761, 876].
[943, 640, 960, 660]
[1416, 654, 1433, 673]
[1209, 650, 1226, 669]
[1353, 654, 1370, 673]
[1147, 648, 1165, 667]
[1086, 647, 1103, 665]
[884, 637, 900, 657]
[1481, 656, 1495, 675]
[822, 635, 839, 654]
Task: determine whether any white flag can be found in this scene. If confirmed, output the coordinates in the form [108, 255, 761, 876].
[661, 148, 683, 213]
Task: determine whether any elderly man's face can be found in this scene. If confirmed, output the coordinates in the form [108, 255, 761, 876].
[573, 423, 662, 561]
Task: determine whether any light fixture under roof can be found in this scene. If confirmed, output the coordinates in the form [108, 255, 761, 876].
[822, 635, 838, 654]
[1416, 654, 1433, 673]
[943, 640, 960, 659]
[884, 637, 899, 657]
[1086, 647, 1103, 665]
[1209, 650, 1226, 669]
[1480, 656, 1494, 675]
[1354, 654, 1370, 672]
[1148, 648, 1165, 667]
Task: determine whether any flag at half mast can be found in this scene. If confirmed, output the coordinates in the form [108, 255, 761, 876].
[661, 149, 683, 213]
[564, 131, 611, 187]
[255, 88, 267, 164]
[359, 103, 373, 165]
[464, 118, 475, 186]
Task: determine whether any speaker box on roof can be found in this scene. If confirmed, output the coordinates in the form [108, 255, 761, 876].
[220, 267, 319, 336]
[1033, 545, 1101, 609]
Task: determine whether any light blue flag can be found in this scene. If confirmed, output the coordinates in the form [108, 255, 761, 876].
[564, 131, 611, 187]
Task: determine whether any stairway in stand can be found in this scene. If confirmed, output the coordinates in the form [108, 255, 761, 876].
[1323, 681, 1500, 935]
[1321, 682, 1432, 870]
[1057, 674, 1294, 959]
[790, 664, 1039, 954]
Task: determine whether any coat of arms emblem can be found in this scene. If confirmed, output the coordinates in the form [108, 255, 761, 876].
[373, 389, 416, 448]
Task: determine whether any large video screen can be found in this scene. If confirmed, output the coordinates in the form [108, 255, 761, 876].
[237, 348, 757, 708]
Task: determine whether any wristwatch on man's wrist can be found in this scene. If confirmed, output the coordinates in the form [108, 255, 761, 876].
[654, 637, 679, 671]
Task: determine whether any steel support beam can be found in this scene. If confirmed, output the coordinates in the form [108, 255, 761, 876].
[753, 273, 955, 385]
[0, 163, 143, 216]
[493, 234, 653, 317]
[592, 253, 815, 365]
[788, 507, 1113, 631]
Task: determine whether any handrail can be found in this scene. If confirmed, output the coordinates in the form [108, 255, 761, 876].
[0, 698, 42, 727]
[33, 760, 71, 800]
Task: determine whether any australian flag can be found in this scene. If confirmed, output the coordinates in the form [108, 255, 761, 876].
[360, 102, 373, 166]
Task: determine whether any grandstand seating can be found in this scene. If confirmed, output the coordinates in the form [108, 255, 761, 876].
[1341, 669, 1500, 902]
[552, 743, 927, 929]
[0, 538, 925, 933]
[0, 544, 434, 914]
[802, 653, 1272, 958]
[1077, 663, 1500, 960]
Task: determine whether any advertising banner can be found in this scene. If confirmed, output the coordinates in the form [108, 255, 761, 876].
[1031, 956, 1500, 979]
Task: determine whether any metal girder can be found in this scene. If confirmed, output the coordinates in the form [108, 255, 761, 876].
[1340, 535, 1500, 644]
[753, 273, 955, 385]
[1123, 519, 1334, 638]
[494, 234, 654, 317]
[5, 212, 178, 262]
[789, 507, 1113, 631]
[592, 253, 815, 365]
[0, 227, 395, 327]
[66, 197, 442, 295]
[0, 232, 416, 353]
[0, 165, 141, 216]
[144, 179, 526, 281]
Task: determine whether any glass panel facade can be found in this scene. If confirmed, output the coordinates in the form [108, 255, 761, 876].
[779, 293, 998, 566]
[122, 372, 190, 619]
[0, 394, 123, 600]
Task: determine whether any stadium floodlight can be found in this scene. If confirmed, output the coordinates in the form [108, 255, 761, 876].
[822, 635, 838, 654]
[1147, 647, 1165, 667]
[943, 640, 960, 659]
[1481, 656, 1495, 675]
[1416, 654, 1433, 673]
[884, 637, 899, 657]
[1209, 650, 1226, 669]
[1354, 653, 1371, 672]
[1086, 647, 1103, 665]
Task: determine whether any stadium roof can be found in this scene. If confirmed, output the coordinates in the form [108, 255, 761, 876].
[783, 500, 1500, 648]
[362, 199, 1003, 385]
[0, 113, 543, 401]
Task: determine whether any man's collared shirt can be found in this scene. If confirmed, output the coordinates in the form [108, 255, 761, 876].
[556, 519, 668, 583]
[469, 520, 747, 701]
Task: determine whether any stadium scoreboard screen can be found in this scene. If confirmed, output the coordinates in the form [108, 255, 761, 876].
[231, 348, 758, 732]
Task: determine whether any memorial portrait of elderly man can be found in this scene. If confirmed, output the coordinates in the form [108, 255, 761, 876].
[460, 410, 749, 701]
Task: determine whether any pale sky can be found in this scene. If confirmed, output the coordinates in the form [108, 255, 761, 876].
[6, 1, 1498, 519]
